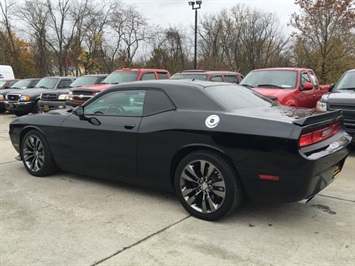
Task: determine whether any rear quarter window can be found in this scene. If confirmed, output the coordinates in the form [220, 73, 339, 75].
[143, 89, 175, 116]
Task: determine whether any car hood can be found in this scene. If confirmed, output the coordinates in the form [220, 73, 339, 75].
[7, 88, 52, 96]
[251, 88, 293, 98]
[321, 91, 355, 104]
[0, 88, 19, 96]
[41, 88, 71, 96]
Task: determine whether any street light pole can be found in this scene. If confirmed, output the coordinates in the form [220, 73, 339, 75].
[188, 1, 202, 69]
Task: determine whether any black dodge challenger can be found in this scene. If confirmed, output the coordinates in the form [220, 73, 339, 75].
[9, 80, 352, 220]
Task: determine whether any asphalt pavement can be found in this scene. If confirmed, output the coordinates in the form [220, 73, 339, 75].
[0, 113, 354, 266]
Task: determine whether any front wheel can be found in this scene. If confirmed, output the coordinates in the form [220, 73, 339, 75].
[174, 151, 243, 221]
[21, 130, 59, 176]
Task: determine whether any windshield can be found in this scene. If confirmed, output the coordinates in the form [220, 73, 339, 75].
[102, 72, 139, 84]
[10, 79, 33, 89]
[35, 78, 59, 89]
[335, 71, 355, 91]
[0, 81, 6, 88]
[205, 85, 277, 111]
[170, 73, 208, 81]
[70, 76, 101, 87]
[241, 70, 298, 89]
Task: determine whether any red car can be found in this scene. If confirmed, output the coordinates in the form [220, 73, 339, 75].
[170, 70, 244, 83]
[241, 68, 330, 108]
[67, 68, 171, 107]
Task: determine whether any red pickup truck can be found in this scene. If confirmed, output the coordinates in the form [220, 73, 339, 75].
[67, 68, 171, 107]
[240, 67, 330, 108]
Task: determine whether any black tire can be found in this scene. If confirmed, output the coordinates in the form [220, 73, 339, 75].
[21, 130, 59, 177]
[174, 151, 243, 221]
[32, 101, 40, 114]
[0, 107, 6, 113]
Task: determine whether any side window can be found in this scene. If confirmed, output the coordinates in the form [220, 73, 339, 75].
[224, 75, 238, 83]
[84, 90, 146, 117]
[210, 75, 223, 82]
[301, 72, 310, 84]
[58, 79, 73, 88]
[141, 72, 156, 80]
[143, 89, 175, 116]
[308, 71, 319, 88]
[157, 72, 169, 79]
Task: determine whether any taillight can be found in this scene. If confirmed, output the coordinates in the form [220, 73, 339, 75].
[299, 122, 341, 147]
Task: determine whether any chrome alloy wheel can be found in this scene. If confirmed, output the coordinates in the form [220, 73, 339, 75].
[23, 135, 45, 172]
[179, 160, 226, 214]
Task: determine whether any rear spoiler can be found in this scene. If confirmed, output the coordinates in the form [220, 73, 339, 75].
[293, 110, 342, 126]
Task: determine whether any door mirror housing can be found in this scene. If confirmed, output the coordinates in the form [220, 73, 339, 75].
[329, 83, 335, 92]
[73, 106, 84, 116]
[302, 82, 313, 90]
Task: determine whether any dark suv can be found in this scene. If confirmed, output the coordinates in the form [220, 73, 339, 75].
[170, 70, 243, 83]
[316, 69, 355, 140]
[39, 74, 108, 112]
[5, 76, 75, 116]
[66, 68, 171, 107]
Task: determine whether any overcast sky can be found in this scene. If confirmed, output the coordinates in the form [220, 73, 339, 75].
[122, 0, 300, 35]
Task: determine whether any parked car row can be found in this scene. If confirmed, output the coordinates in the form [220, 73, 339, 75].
[1, 67, 354, 140]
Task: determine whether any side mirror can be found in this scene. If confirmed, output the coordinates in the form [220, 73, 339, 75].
[73, 106, 84, 116]
[302, 82, 313, 90]
[73, 106, 101, 126]
[329, 83, 335, 92]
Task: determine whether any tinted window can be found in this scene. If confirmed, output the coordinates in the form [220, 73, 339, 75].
[35, 78, 59, 89]
[141, 73, 156, 80]
[170, 73, 208, 80]
[224, 75, 238, 83]
[103, 72, 139, 84]
[205, 85, 276, 110]
[241, 70, 298, 89]
[210, 75, 223, 82]
[157, 72, 169, 79]
[58, 79, 73, 88]
[301, 72, 310, 84]
[84, 90, 146, 117]
[308, 71, 319, 88]
[70, 76, 103, 87]
[143, 90, 175, 116]
[335, 71, 355, 90]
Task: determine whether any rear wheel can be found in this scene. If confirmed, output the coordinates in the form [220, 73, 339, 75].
[21, 130, 59, 176]
[174, 151, 243, 221]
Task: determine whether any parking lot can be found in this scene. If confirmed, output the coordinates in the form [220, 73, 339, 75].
[0, 113, 354, 266]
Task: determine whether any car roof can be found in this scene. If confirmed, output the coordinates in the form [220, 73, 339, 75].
[176, 70, 242, 75]
[81, 74, 109, 77]
[250, 67, 313, 72]
[114, 68, 169, 72]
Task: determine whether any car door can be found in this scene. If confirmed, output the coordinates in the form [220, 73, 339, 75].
[60, 89, 146, 179]
[299, 71, 315, 108]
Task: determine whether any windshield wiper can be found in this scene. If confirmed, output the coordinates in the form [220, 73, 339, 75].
[257, 84, 284, 89]
[38, 86, 49, 89]
[240, 84, 253, 88]
[337, 87, 355, 91]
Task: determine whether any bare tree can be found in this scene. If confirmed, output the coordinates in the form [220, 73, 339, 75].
[0, 0, 21, 75]
[18, 0, 51, 77]
[45, 0, 75, 76]
[108, 3, 148, 68]
[290, 0, 355, 82]
[198, 4, 290, 74]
